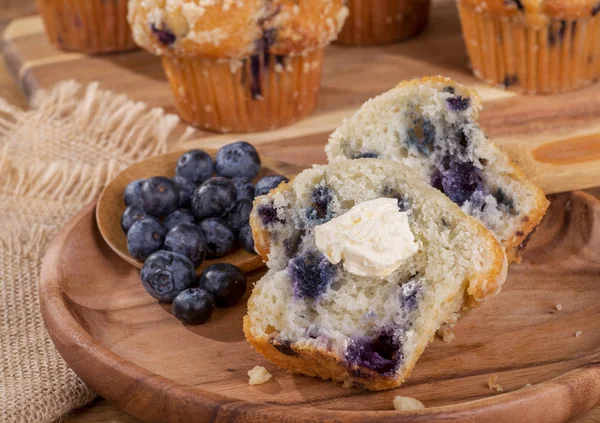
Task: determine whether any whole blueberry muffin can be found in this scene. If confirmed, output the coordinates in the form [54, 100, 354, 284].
[457, 0, 600, 93]
[244, 159, 507, 390]
[36, 0, 136, 53]
[128, 0, 348, 133]
[326, 76, 549, 263]
[336, 0, 431, 45]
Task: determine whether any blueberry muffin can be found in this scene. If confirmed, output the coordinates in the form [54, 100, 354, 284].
[36, 0, 136, 53]
[244, 159, 507, 390]
[326, 76, 549, 263]
[128, 0, 348, 133]
[457, 0, 600, 93]
[336, 0, 431, 45]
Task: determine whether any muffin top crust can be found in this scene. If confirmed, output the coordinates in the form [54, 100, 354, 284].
[128, 0, 348, 58]
[460, 0, 600, 19]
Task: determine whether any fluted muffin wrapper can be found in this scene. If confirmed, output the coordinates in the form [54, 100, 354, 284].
[336, 0, 431, 45]
[457, 1, 600, 94]
[161, 49, 324, 133]
[36, 0, 136, 53]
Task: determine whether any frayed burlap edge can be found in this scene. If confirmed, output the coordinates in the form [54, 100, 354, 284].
[0, 80, 194, 423]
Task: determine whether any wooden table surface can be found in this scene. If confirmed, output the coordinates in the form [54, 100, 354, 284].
[0, 1, 598, 422]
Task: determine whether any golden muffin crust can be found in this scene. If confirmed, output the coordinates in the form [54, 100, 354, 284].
[127, 0, 348, 58]
[460, 0, 600, 19]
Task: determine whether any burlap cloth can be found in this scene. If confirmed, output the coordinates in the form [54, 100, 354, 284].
[0, 81, 193, 422]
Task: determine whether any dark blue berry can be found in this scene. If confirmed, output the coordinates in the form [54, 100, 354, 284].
[345, 329, 402, 376]
[443, 86, 455, 94]
[121, 204, 158, 234]
[226, 200, 253, 233]
[355, 152, 379, 158]
[257, 203, 283, 226]
[199, 218, 235, 258]
[232, 177, 255, 201]
[164, 223, 206, 267]
[191, 177, 237, 219]
[283, 231, 304, 258]
[215, 142, 261, 180]
[446, 96, 471, 112]
[175, 150, 214, 185]
[163, 209, 195, 232]
[406, 118, 436, 156]
[311, 186, 334, 219]
[400, 280, 420, 312]
[288, 251, 338, 299]
[239, 224, 256, 254]
[198, 263, 246, 308]
[140, 250, 195, 302]
[440, 160, 483, 205]
[493, 188, 516, 214]
[151, 23, 176, 46]
[123, 179, 145, 206]
[172, 288, 215, 325]
[141, 176, 180, 217]
[270, 338, 298, 356]
[127, 218, 166, 261]
[173, 176, 196, 208]
[255, 175, 289, 197]
[381, 187, 410, 212]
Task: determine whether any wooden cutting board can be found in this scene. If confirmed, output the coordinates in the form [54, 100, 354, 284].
[3, 0, 600, 195]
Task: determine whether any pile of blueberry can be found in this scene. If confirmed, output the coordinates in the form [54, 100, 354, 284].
[120, 141, 289, 324]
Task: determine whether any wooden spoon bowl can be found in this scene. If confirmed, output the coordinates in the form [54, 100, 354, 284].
[96, 149, 298, 274]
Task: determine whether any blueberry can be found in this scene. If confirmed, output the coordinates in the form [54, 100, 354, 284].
[199, 218, 235, 258]
[446, 96, 471, 112]
[288, 251, 338, 299]
[493, 188, 516, 214]
[443, 86, 455, 94]
[164, 223, 206, 267]
[127, 218, 166, 261]
[215, 142, 261, 180]
[270, 338, 298, 356]
[141, 176, 180, 217]
[283, 231, 304, 258]
[173, 176, 196, 208]
[257, 203, 283, 226]
[151, 23, 176, 46]
[239, 224, 256, 254]
[440, 160, 483, 205]
[345, 329, 402, 376]
[198, 263, 246, 308]
[140, 250, 195, 302]
[226, 200, 253, 233]
[175, 150, 214, 185]
[172, 288, 215, 325]
[400, 280, 420, 312]
[406, 118, 436, 156]
[311, 186, 334, 219]
[255, 175, 289, 197]
[382, 187, 411, 212]
[232, 177, 255, 201]
[123, 179, 145, 206]
[121, 204, 157, 234]
[163, 209, 195, 232]
[355, 152, 379, 158]
[191, 177, 237, 219]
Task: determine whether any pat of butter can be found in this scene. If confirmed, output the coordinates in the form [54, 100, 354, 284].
[315, 198, 419, 277]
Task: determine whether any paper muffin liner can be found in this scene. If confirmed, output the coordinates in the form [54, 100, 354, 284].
[336, 0, 431, 45]
[161, 49, 324, 133]
[36, 0, 136, 53]
[457, 1, 600, 94]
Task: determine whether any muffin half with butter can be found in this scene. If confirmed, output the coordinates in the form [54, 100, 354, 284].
[128, 0, 348, 133]
[244, 159, 507, 390]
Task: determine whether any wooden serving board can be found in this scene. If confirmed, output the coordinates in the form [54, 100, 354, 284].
[40, 190, 600, 423]
[3, 1, 600, 195]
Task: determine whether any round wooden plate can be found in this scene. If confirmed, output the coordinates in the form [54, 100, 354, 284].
[40, 192, 600, 423]
[96, 149, 296, 274]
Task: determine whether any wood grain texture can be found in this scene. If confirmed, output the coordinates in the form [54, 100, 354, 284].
[40, 189, 600, 423]
[96, 149, 298, 274]
[3, 1, 600, 194]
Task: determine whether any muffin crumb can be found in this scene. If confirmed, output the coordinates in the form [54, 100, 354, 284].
[488, 375, 504, 392]
[393, 396, 425, 411]
[555, 304, 563, 311]
[248, 365, 272, 385]
[575, 330, 583, 338]
[522, 382, 532, 389]
[437, 325, 455, 343]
